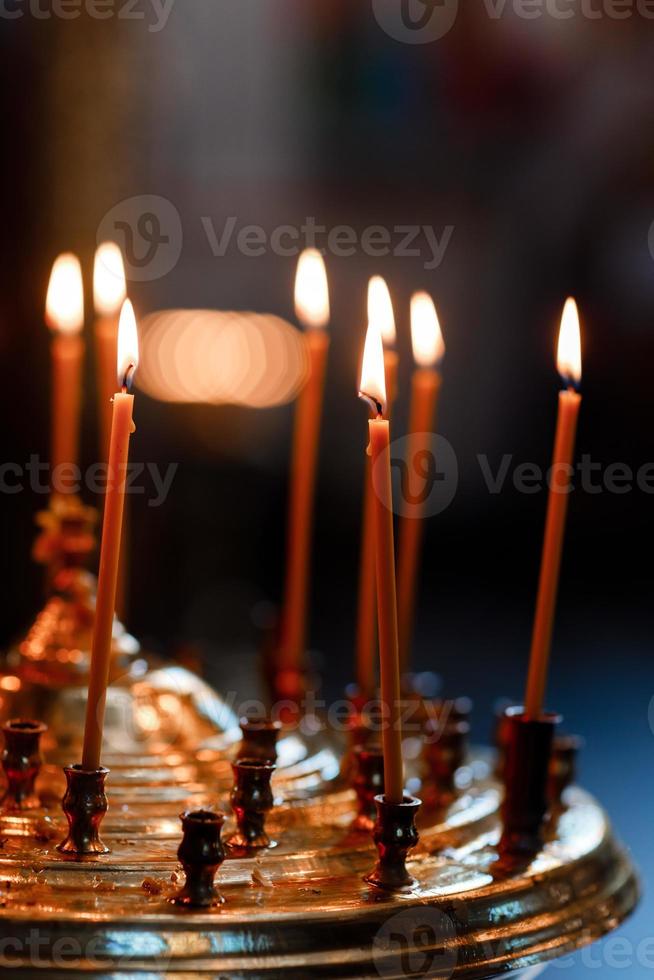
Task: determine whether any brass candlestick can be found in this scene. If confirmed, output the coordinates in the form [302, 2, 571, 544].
[0, 719, 46, 811]
[57, 765, 110, 856]
[365, 794, 421, 892]
[173, 809, 226, 908]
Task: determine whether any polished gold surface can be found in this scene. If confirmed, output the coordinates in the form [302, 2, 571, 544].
[0, 716, 639, 978]
[0, 534, 639, 978]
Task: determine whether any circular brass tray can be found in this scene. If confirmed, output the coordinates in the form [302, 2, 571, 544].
[0, 724, 638, 978]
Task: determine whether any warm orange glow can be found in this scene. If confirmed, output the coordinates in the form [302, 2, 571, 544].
[557, 297, 582, 386]
[93, 242, 126, 316]
[410, 292, 445, 368]
[368, 276, 396, 346]
[294, 249, 330, 329]
[117, 299, 139, 387]
[45, 253, 84, 335]
[137, 310, 308, 407]
[359, 319, 386, 415]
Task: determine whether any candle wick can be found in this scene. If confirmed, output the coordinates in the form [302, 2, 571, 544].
[122, 363, 136, 392]
[358, 390, 383, 419]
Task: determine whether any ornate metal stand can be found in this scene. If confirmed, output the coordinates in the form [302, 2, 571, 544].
[0, 499, 639, 976]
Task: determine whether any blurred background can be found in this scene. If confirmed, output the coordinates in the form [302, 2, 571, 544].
[1, 2, 653, 974]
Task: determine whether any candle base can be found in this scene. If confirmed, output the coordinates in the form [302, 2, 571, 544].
[173, 810, 226, 908]
[500, 707, 560, 856]
[57, 765, 110, 856]
[549, 734, 583, 812]
[238, 716, 282, 764]
[227, 759, 276, 852]
[351, 747, 384, 832]
[341, 686, 375, 781]
[364, 794, 421, 892]
[1, 720, 47, 811]
[423, 718, 469, 807]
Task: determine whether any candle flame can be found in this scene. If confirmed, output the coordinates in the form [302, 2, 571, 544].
[557, 297, 582, 387]
[93, 242, 126, 316]
[359, 319, 386, 416]
[294, 249, 330, 329]
[45, 253, 84, 335]
[410, 291, 445, 368]
[117, 299, 139, 389]
[368, 276, 396, 346]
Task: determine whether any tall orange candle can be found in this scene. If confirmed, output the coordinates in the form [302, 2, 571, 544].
[94, 244, 129, 622]
[524, 298, 582, 720]
[356, 277, 398, 698]
[93, 243, 127, 458]
[82, 300, 139, 771]
[278, 250, 330, 675]
[359, 319, 404, 804]
[397, 292, 445, 672]
[45, 254, 85, 492]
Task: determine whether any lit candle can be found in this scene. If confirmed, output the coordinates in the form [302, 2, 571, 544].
[359, 319, 404, 804]
[93, 243, 126, 458]
[82, 300, 139, 770]
[524, 298, 582, 720]
[356, 277, 398, 698]
[278, 250, 330, 678]
[45, 254, 84, 491]
[397, 292, 445, 671]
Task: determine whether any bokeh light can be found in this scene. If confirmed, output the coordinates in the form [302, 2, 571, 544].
[137, 310, 309, 407]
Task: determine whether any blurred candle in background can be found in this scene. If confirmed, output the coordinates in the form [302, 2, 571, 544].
[45, 253, 85, 492]
[277, 250, 330, 684]
[356, 276, 397, 699]
[359, 318, 404, 803]
[397, 292, 445, 673]
[525, 298, 582, 720]
[82, 299, 139, 771]
[94, 243, 126, 458]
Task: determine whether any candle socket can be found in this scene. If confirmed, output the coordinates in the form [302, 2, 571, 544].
[423, 719, 469, 806]
[238, 716, 282, 764]
[173, 810, 226, 908]
[493, 699, 515, 780]
[57, 766, 110, 856]
[341, 688, 375, 780]
[351, 747, 384, 832]
[500, 707, 560, 856]
[364, 794, 421, 892]
[269, 666, 306, 724]
[1, 720, 46, 811]
[549, 734, 583, 811]
[227, 759, 276, 852]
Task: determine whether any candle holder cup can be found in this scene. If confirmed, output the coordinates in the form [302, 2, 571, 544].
[57, 765, 110, 856]
[238, 716, 282, 764]
[227, 758, 276, 851]
[173, 809, 226, 908]
[0, 720, 47, 811]
[351, 746, 384, 831]
[549, 734, 583, 811]
[423, 718, 469, 806]
[500, 707, 560, 856]
[364, 794, 421, 892]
